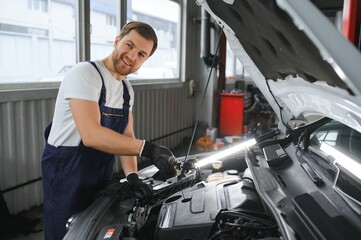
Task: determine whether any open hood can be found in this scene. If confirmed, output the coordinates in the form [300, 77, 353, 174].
[196, 0, 361, 133]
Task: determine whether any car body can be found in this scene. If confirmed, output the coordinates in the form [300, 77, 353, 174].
[127, 67, 176, 79]
[39, 65, 73, 82]
[64, 0, 361, 239]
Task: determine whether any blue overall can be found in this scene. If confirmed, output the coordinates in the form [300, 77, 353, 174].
[41, 62, 130, 240]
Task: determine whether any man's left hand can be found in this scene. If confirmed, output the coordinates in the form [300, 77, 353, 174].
[126, 173, 154, 205]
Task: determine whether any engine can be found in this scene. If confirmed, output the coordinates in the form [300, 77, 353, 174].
[64, 156, 280, 240]
[154, 172, 277, 240]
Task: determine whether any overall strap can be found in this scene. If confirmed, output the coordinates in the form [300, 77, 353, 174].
[121, 80, 130, 111]
[88, 61, 106, 107]
[89, 61, 131, 111]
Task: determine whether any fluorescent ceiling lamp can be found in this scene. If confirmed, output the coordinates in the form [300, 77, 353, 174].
[195, 138, 257, 168]
[320, 142, 361, 180]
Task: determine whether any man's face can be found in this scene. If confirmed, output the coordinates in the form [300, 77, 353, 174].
[112, 30, 154, 77]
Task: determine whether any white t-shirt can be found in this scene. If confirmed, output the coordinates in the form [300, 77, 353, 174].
[47, 60, 134, 147]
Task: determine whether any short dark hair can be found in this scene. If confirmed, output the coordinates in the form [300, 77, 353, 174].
[119, 21, 158, 57]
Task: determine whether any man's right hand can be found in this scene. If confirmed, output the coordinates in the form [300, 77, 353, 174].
[140, 141, 177, 179]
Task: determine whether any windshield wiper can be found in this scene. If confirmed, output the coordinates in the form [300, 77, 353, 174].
[295, 130, 322, 183]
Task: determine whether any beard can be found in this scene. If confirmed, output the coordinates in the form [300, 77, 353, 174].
[112, 53, 139, 76]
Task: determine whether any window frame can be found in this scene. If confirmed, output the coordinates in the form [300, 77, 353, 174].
[0, 0, 184, 91]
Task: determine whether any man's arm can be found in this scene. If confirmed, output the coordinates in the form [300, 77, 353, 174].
[118, 112, 138, 176]
[70, 98, 143, 155]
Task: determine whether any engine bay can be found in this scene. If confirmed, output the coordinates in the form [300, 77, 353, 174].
[64, 121, 361, 239]
[64, 147, 282, 240]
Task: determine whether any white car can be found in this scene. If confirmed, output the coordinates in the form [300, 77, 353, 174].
[39, 65, 73, 82]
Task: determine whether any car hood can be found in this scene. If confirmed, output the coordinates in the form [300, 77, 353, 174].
[196, 0, 361, 133]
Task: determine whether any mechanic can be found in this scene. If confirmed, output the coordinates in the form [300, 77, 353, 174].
[41, 21, 176, 240]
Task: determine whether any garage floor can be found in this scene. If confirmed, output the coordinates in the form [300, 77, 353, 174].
[1, 206, 44, 240]
[1, 142, 199, 240]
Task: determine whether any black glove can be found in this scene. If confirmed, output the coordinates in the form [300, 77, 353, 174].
[126, 173, 154, 205]
[141, 141, 177, 180]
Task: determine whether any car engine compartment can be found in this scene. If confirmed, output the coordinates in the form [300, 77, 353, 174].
[64, 121, 361, 240]
[154, 170, 278, 240]
[63, 148, 281, 240]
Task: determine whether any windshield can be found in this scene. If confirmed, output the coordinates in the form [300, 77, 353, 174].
[309, 120, 361, 204]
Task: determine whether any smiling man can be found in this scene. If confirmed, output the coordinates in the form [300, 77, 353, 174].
[41, 21, 177, 240]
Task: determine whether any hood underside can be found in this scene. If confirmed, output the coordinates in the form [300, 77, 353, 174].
[197, 0, 361, 132]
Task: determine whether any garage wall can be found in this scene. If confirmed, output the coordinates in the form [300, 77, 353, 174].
[0, 83, 195, 214]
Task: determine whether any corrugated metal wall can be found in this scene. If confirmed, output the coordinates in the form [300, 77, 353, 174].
[134, 86, 194, 146]
[0, 83, 195, 214]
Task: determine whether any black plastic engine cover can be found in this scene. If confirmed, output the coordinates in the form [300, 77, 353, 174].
[155, 179, 262, 240]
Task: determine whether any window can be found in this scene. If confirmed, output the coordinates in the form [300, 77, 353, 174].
[0, 0, 181, 84]
[90, 0, 181, 80]
[106, 15, 116, 26]
[225, 40, 250, 88]
[129, 0, 180, 80]
[90, 0, 118, 60]
[0, 0, 76, 83]
[28, 0, 48, 12]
